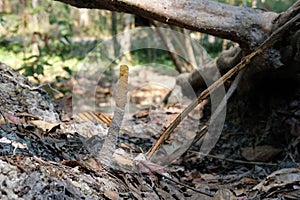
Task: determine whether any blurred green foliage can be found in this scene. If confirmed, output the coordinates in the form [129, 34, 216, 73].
[0, 0, 113, 82]
[0, 0, 297, 82]
[131, 49, 174, 68]
[217, 0, 297, 12]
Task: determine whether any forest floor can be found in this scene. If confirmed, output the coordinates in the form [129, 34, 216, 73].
[0, 63, 299, 199]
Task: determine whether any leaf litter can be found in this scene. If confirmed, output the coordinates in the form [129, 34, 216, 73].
[0, 61, 299, 199]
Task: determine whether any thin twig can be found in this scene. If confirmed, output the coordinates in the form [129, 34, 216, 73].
[189, 70, 244, 150]
[0, 109, 11, 130]
[139, 161, 215, 197]
[190, 151, 278, 166]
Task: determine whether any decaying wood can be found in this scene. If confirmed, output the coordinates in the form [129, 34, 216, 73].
[96, 65, 129, 168]
[178, 1, 300, 95]
[55, 0, 277, 50]
[187, 45, 243, 92]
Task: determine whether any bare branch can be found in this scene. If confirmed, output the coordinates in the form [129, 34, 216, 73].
[55, 0, 278, 49]
[147, 12, 300, 159]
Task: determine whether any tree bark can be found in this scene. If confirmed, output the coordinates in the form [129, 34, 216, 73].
[111, 11, 118, 57]
[54, 0, 278, 50]
[183, 29, 197, 70]
[153, 21, 188, 73]
[120, 14, 133, 64]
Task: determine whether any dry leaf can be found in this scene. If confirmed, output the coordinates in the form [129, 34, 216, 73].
[113, 148, 133, 166]
[241, 176, 258, 185]
[104, 190, 119, 200]
[61, 158, 104, 172]
[133, 108, 150, 118]
[201, 173, 216, 181]
[0, 112, 22, 124]
[30, 120, 60, 132]
[253, 168, 300, 193]
[241, 145, 282, 162]
[213, 189, 236, 200]
[0, 137, 28, 150]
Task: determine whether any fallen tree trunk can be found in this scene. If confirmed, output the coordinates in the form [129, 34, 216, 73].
[55, 0, 277, 50]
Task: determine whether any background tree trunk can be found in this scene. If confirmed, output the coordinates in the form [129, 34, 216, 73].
[119, 14, 133, 64]
[31, 0, 39, 31]
[79, 8, 90, 27]
[111, 11, 118, 57]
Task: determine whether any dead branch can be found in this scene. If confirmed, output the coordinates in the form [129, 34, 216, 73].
[96, 65, 129, 168]
[146, 12, 300, 160]
[55, 0, 278, 49]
